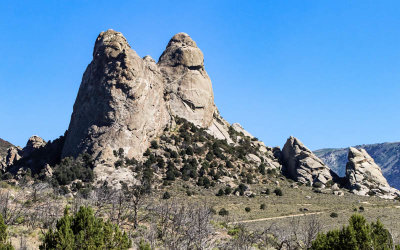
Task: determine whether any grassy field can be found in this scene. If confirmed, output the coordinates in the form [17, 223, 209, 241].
[156, 175, 400, 242]
[5, 173, 400, 248]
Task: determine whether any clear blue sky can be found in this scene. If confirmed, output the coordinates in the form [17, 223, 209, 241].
[1, 1, 399, 150]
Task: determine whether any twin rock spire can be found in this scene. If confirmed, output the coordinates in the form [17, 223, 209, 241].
[62, 30, 216, 163]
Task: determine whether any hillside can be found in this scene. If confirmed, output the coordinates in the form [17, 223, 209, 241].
[2, 118, 400, 248]
[314, 142, 400, 189]
[0, 138, 13, 157]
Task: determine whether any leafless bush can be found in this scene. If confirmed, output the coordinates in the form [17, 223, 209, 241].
[302, 215, 322, 248]
[88, 183, 149, 230]
[145, 200, 214, 249]
[28, 199, 63, 229]
[265, 215, 322, 250]
[0, 190, 28, 225]
[221, 215, 322, 250]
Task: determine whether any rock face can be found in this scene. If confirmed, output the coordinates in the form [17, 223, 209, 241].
[206, 110, 234, 144]
[345, 147, 399, 199]
[158, 32, 215, 128]
[62, 30, 216, 163]
[231, 123, 254, 139]
[62, 30, 169, 162]
[282, 136, 338, 185]
[4, 147, 22, 167]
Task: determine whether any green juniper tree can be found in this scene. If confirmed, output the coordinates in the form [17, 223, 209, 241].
[311, 214, 394, 250]
[40, 206, 131, 250]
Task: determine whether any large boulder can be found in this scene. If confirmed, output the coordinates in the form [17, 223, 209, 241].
[231, 123, 254, 139]
[345, 147, 400, 199]
[282, 136, 338, 185]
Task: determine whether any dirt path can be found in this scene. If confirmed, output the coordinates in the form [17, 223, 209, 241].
[230, 203, 399, 225]
[230, 211, 326, 224]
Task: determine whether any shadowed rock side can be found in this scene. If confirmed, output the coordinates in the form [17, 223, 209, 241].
[62, 30, 169, 163]
[1, 135, 47, 168]
[1, 135, 64, 175]
[345, 147, 400, 199]
[0, 138, 14, 158]
[282, 136, 338, 186]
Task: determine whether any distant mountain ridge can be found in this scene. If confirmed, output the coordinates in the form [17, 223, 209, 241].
[314, 142, 400, 189]
[0, 138, 14, 158]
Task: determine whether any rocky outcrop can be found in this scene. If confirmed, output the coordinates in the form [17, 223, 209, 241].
[206, 110, 233, 144]
[62, 30, 219, 164]
[4, 135, 64, 175]
[158, 33, 215, 128]
[315, 142, 400, 189]
[4, 146, 22, 167]
[62, 30, 169, 163]
[22, 135, 47, 157]
[345, 147, 400, 199]
[0, 138, 14, 158]
[231, 123, 254, 139]
[282, 136, 338, 185]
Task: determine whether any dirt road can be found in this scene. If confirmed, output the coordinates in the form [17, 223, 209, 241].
[230, 211, 326, 224]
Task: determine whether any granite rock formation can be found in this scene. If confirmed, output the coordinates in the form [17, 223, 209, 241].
[62, 30, 169, 163]
[345, 147, 399, 199]
[62, 30, 218, 164]
[314, 142, 400, 189]
[22, 135, 47, 157]
[282, 136, 338, 185]
[158, 32, 215, 128]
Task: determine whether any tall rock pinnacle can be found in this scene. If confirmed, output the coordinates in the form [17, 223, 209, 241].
[62, 30, 216, 163]
[158, 33, 215, 127]
[62, 30, 169, 162]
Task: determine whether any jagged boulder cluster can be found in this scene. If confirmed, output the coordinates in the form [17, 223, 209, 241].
[280, 137, 400, 199]
[1, 136, 46, 168]
[0, 135, 65, 178]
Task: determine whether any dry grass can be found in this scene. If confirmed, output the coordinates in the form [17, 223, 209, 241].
[156, 175, 400, 242]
